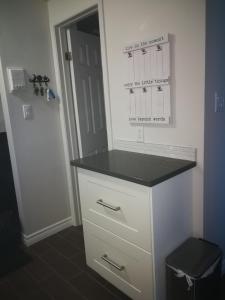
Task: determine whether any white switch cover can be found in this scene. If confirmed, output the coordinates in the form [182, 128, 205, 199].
[23, 105, 33, 120]
[136, 126, 144, 143]
[7, 68, 26, 93]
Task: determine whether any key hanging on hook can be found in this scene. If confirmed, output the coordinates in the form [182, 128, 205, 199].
[37, 75, 43, 87]
[40, 86, 45, 96]
[30, 74, 37, 95]
[34, 84, 39, 96]
[37, 75, 45, 96]
[29, 74, 50, 97]
[43, 75, 49, 94]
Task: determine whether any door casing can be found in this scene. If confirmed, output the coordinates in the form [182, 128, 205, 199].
[55, 4, 113, 225]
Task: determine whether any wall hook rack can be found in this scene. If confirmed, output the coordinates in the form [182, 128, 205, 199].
[29, 74, 50, 96]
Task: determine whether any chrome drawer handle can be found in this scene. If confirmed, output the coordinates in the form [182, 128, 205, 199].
[101, 254, 125, 271]
[96, 199, 120, 211]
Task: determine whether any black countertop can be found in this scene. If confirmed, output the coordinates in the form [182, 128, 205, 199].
[71, 150, 196, 187]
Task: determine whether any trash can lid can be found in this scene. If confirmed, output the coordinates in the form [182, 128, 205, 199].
[166, 238, 222, 278]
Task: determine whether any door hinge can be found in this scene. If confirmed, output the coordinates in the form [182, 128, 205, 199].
[65, 51, 72, 61]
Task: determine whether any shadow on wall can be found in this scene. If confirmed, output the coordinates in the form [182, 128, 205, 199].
[0, 132, 22, 252]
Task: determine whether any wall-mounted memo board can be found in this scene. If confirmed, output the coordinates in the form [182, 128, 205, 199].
[123, 34, 171, 125]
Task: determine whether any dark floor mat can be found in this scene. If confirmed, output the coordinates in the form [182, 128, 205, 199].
[0, 247, 32, 278]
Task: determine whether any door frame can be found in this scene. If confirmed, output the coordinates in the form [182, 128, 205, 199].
[65, 28, 83, 157]
[54, 2, 113, 225]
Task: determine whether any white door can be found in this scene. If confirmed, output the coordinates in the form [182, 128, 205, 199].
[68, 26, 108, 158]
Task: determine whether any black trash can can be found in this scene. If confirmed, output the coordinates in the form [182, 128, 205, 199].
[166, 238, 222, 300]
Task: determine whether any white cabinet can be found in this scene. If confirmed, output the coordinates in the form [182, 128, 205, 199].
[77, 167, 193, 300]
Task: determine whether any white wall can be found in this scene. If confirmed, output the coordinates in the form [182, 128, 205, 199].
[0, 0, 71, 236]
[48, 0, 205, 236]
[0, 97, 5, 132]
[104, 0, 205, 236]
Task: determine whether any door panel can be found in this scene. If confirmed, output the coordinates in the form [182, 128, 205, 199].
[69, 27, 108, 157]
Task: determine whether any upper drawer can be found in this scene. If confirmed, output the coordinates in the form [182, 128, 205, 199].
[78, 168, 152, 252]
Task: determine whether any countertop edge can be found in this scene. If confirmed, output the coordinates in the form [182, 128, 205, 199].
[71, 160, 196, 187]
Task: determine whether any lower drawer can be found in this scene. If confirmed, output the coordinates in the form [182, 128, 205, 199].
[83, 220, 154, 300]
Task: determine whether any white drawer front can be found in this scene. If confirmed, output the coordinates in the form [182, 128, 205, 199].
[83, 220, 154, 300]
[78, 169, 152, 251]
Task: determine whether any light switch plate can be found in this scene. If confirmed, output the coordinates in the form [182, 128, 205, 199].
[7, 67, 26, 93]
[23, 105, 33, 120]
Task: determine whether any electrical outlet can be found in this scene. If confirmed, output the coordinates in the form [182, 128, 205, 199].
[136, 126, 144, 143]
[214, 92, 224, 113]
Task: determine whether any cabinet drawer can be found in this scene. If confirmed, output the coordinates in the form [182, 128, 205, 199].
[78, 169, 152, 251]
[83, 220, 154, 300]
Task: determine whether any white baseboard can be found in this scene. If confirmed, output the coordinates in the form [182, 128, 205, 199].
[23, 217, 73, 246]
[113, 139, 196, 161]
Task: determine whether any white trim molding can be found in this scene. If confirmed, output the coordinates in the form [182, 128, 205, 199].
[113, 139, 196, 161]
[23, 217, 73, 246]
[98, 0, 114, 150]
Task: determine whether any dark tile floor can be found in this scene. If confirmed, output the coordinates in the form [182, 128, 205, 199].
[0, 226, 131, 300]
[0, 226, 224, 300]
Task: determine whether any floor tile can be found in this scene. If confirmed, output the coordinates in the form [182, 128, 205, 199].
[45, 233, 80, 258]
[40, 247, 82, 280]
[17, 287, 53, 300]
[74, 225, 84, 234]
[29, 239, 51, 256]
[41, 273, 86, 300]
[85, 266, 131, 299]
[24, 256, 54, 282]
[64, 231, 85, 250]
[70, 272, 119, 300]
[59, 225, 83, 238]
[6, 269, 52, 300]
[85, 266, 108, 286]
[70, 249, 87, 270]
[0, 279, 20, 300]
[59, 226, 85, 250]
[7, 269, 37, 294]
